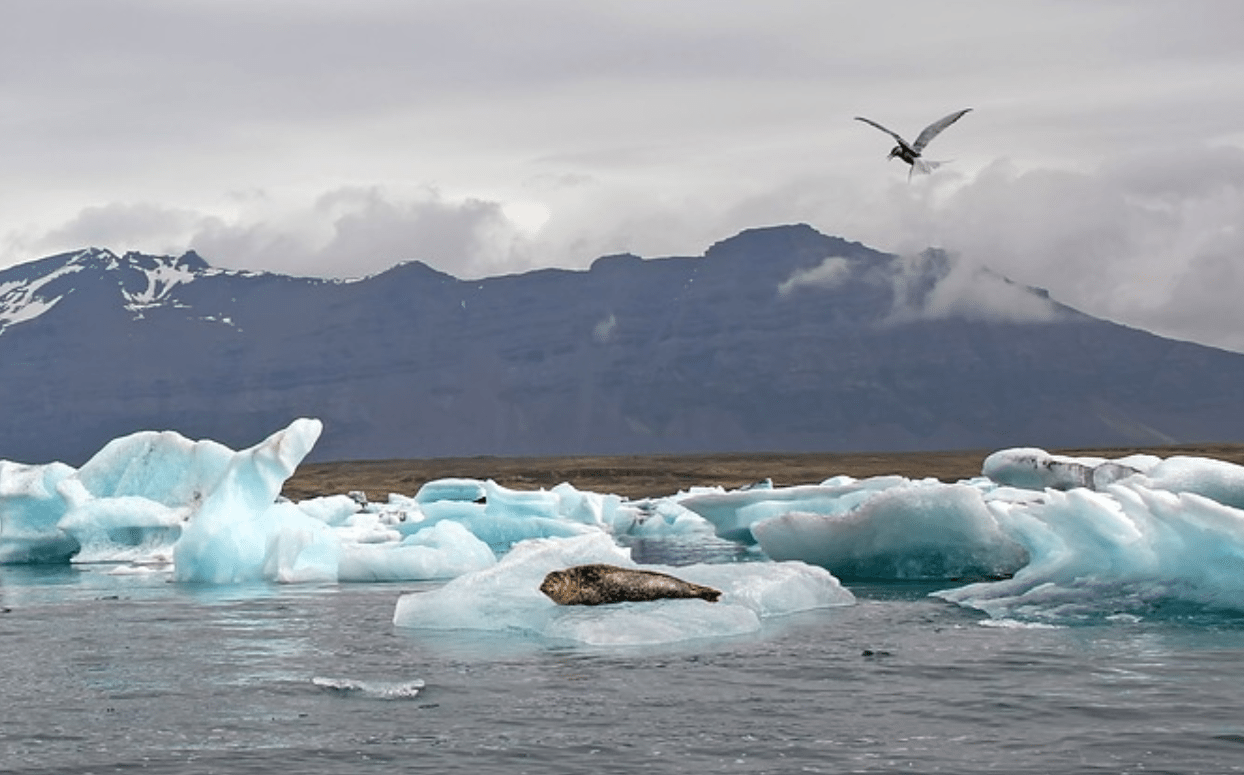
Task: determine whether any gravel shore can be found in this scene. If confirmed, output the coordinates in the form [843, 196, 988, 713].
[282, 443, 1244, 502]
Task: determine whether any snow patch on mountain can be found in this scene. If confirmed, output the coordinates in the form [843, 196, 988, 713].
[122, 261, 198, 314]
[0, 250, 100, 335]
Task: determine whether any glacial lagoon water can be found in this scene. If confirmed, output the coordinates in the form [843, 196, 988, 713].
[5, 556, 1244, 775]
[7, 423, 1244, 773]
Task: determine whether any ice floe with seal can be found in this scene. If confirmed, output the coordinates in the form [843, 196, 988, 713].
[392, 532, 855, 646]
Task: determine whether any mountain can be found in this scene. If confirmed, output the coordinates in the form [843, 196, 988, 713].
[3, 224, 1243, 465]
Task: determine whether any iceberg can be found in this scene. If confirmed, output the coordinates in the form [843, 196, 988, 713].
[752, 481, 1029, 581]
[338, 521, 496, 582]
[172, 418, 326, 582]
[935, 479, 1244, 620]
[0, 460, 78, 563]
[57, 427, 240, 564]
[981, 447, 1153, 492]
[1140, 455, 1244, 510]
[681, 476, 910, 544]
[392, 533, 854, 646]
[171, 420, 494, 584]
[1, 419, 501, 584]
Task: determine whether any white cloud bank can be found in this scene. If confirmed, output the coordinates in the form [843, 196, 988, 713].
[3, 2, 1244, 351]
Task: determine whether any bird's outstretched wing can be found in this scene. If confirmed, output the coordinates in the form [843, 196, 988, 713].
[853, 116, 913, 153]
[911, 108, 971, 152]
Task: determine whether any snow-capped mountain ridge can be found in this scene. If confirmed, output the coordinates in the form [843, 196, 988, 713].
[0, 248, 275, 331]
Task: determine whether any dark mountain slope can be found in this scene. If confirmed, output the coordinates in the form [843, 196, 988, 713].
[2, 225, 1241, 464]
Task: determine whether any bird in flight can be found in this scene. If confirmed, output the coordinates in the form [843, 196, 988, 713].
[854, 108, 972, 180]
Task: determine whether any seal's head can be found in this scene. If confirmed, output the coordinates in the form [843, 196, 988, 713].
[539, 569, 574, 604]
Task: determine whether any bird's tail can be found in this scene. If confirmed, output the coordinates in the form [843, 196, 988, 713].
[907, 158, 949, 182]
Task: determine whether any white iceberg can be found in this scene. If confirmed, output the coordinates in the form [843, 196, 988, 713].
[935, 479, 1244, 620]
[392, 532, 854, 646]
[56, 427, 242, 564]
[681, 476, 911, 544]
[752, 480, 1029, 581]
[0, 460, 78, 563]
[981, 447, 1154, 492]
[172, 418, 325, 582]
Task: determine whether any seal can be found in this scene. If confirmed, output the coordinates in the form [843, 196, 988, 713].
[539, 563, 722, 606]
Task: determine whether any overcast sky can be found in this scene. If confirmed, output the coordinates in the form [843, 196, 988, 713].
[4, 1, 1244, 351]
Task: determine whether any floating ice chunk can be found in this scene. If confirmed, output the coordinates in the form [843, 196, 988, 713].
[431, 481, 600, 549]
[1139, 456, 1244, 510]
[385, 479, 701, 543]
[393, 533, 630, 633]
[470, 512, 598, 549]
[543, 598, 762, 646]
[338, 520, 495, 582]
[393, 533, 853, 646]
[0, 460, 78, 563]
[936, 480, 1244, 620]
[623, 499, 715, 537]
[61, 429, 234, 507]
[54, 428, 242, 563]
[381, 481, 604, 548]
[753, 481, 1028, 581]
[360, 493, 431, 535]
[485, 480, 558, 518]
[673, 562, 854, 617]
[58, 495, 185, 564]
[311, 676, 425, 699]
[411, 499, 480, 528]
[550, 482, 619, 526]
[682, 476, 910, 544]
[173, 418, 324, 583]
[262, 502, 340, 584]
[297, 494, 363, 526]
[334, 513, 403, 544]
[982, 448, 1144, 492]
[415, 478, 486, 504]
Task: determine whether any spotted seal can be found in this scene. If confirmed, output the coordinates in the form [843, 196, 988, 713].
[539, 563, 722, 606]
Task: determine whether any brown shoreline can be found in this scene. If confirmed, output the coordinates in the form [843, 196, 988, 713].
[282, 443, 1244, 502]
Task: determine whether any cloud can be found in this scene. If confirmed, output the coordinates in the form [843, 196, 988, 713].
[592, 313, 618, 343]
[888, 254, 1070, 324]
[14, 186, 547, 280]
[193, 186, 550, 279]
[950, 149, 1244, 350]
[834, 147, 1244, 352]
[778, 251, 1069, 324]
[31, 202, 205, 256]
[777, 257, 852, 297]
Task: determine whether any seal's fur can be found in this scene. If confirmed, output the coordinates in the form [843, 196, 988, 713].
[540, 563, 721, 606]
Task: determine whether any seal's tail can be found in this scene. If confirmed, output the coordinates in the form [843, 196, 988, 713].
[696, 585, 722, 603]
